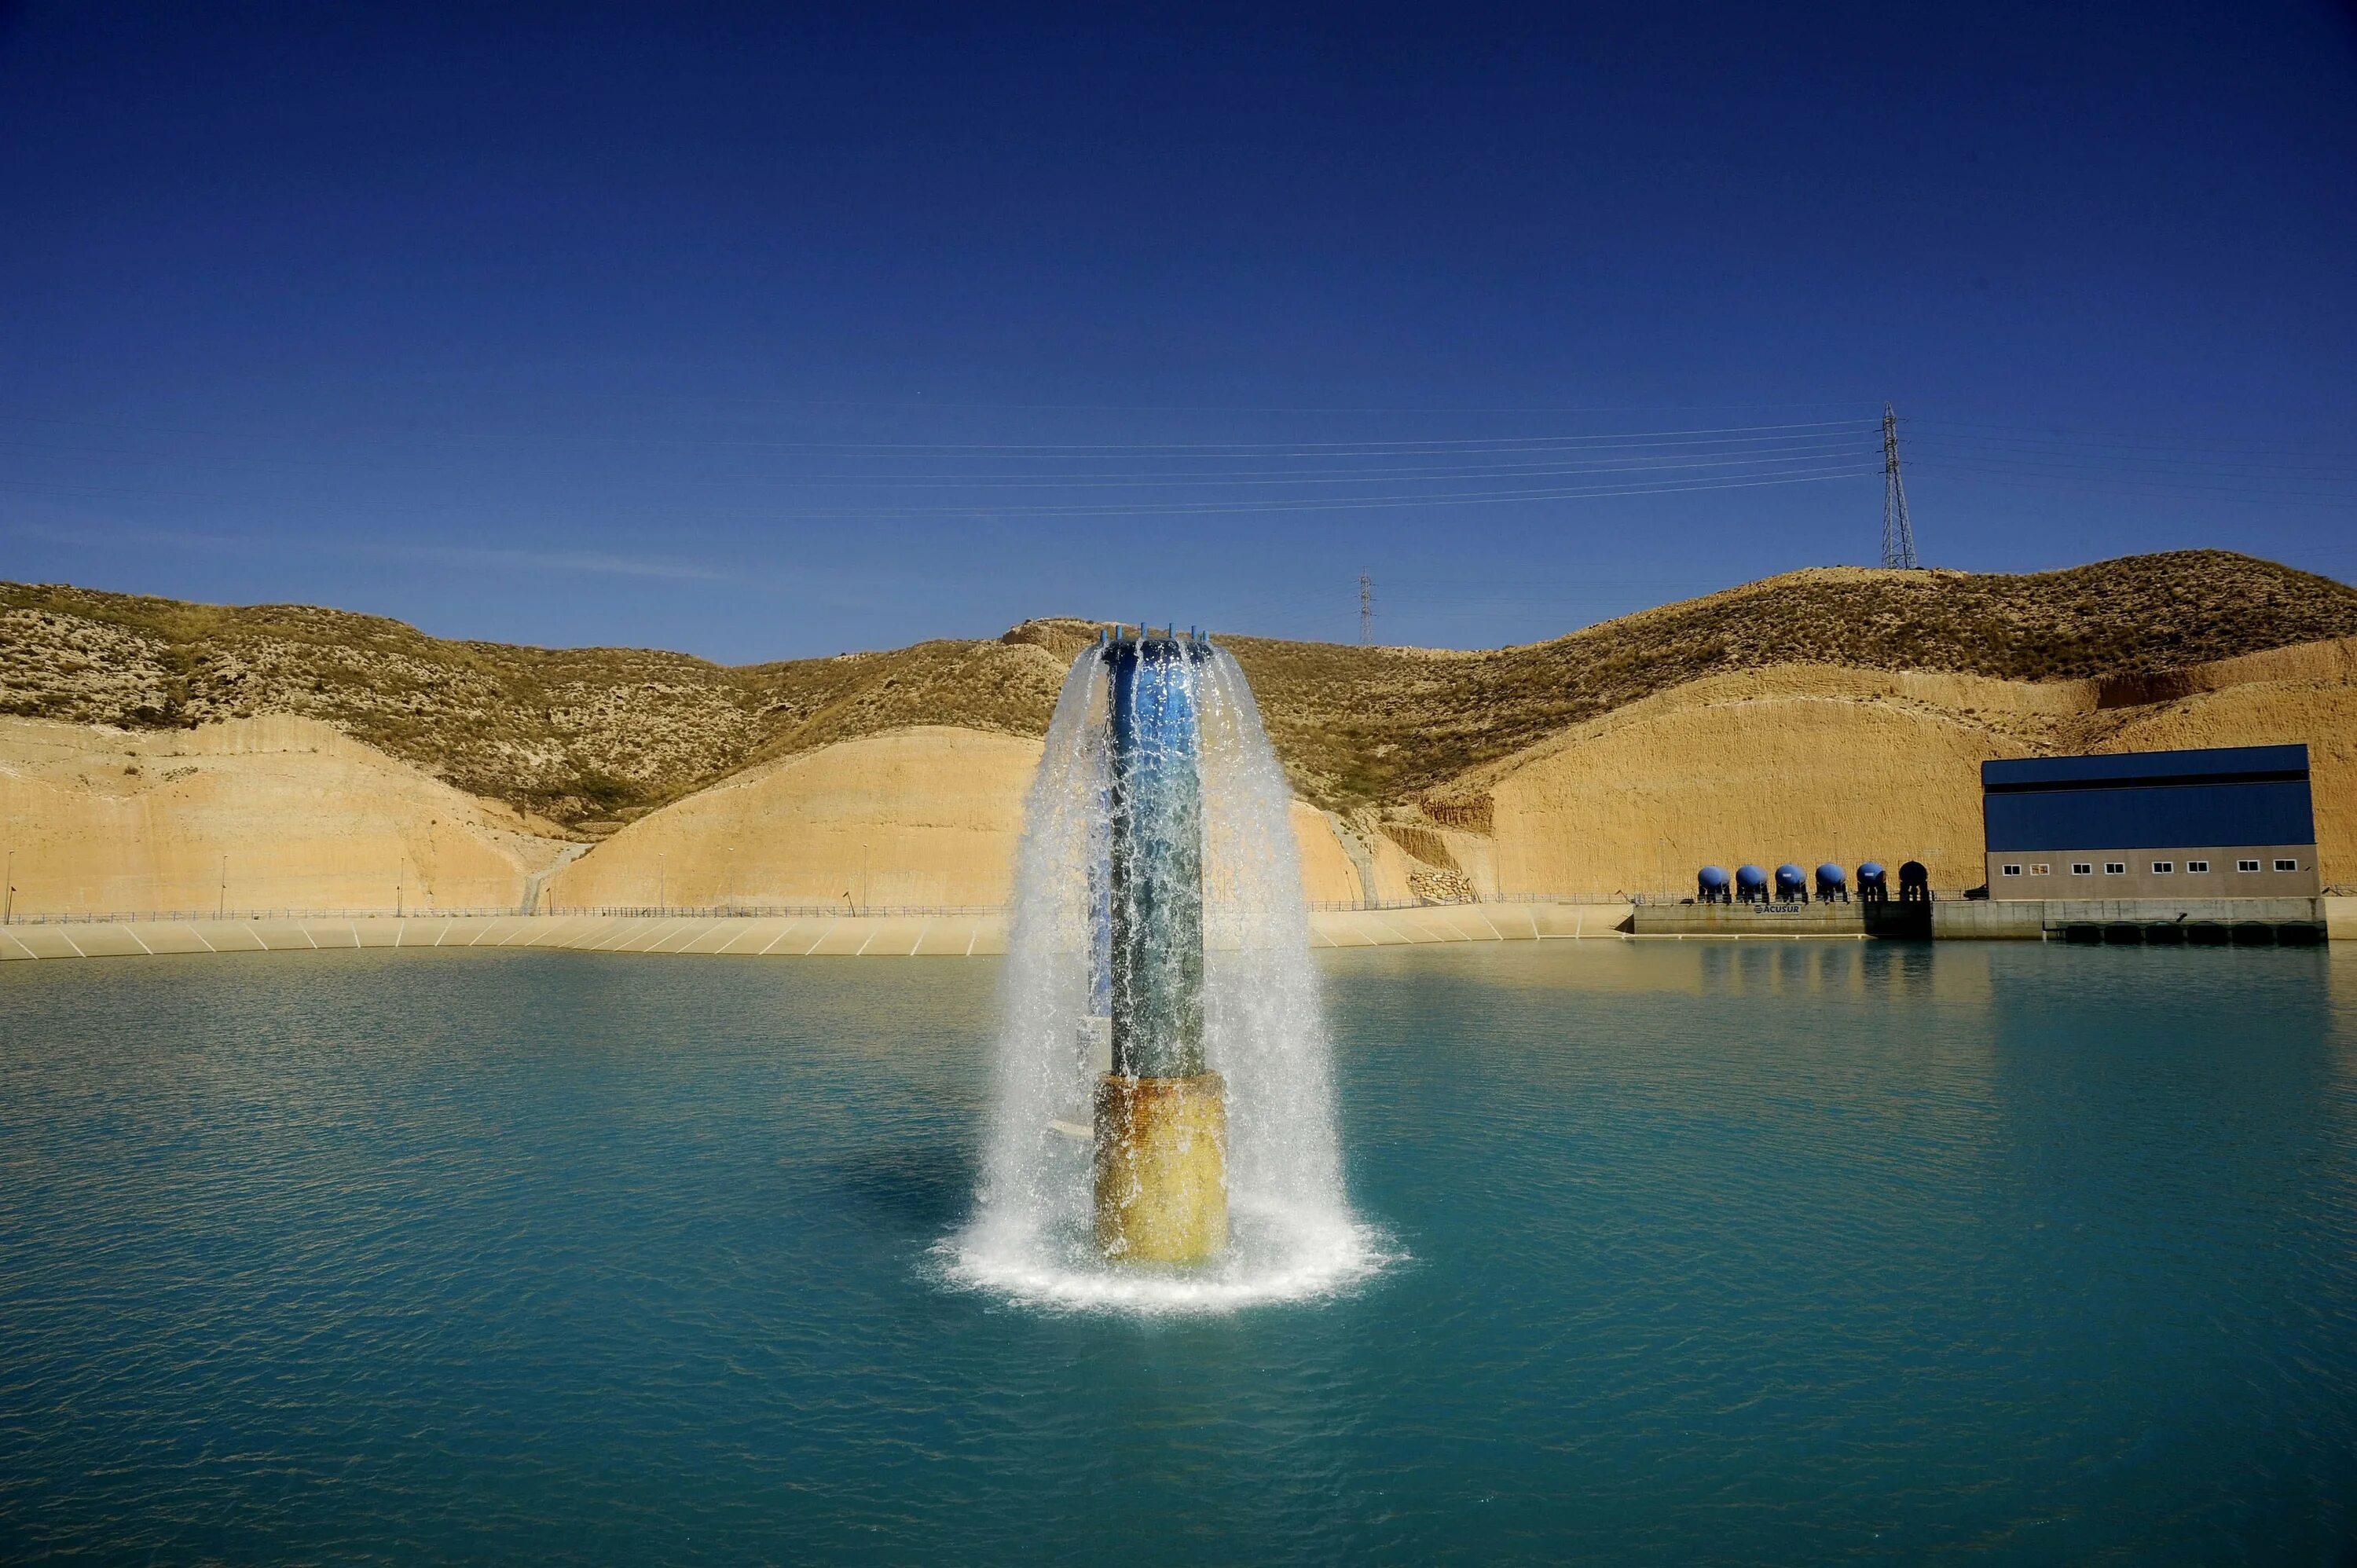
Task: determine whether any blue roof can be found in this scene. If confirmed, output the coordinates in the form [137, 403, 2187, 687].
[1981, 746, 2315, 853]
[1982, 744, 2307, 789]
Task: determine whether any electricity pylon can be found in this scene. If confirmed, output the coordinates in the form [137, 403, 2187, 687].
[1881, 404, 1919, 570]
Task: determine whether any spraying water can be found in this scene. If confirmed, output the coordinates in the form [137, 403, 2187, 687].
[942, 637, 1387, 1312]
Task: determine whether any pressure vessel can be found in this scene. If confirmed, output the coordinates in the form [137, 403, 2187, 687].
[1697, 865, 1731, 901]
[1735, 864, 1769, 902]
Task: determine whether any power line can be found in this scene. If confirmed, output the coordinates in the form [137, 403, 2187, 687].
[0, 461, 1882, 518]
[0, 408, 1879, 455]
[1359, 573, 1374, 645]
[1904, 418, 2357, 461]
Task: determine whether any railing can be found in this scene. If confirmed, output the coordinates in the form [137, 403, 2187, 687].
[1626, 889, 1970, 907]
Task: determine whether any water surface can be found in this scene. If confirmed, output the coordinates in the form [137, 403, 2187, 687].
[2, 941, 2352, 1563]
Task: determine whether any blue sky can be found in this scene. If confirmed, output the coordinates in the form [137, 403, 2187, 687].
[2, 2, 2353, 661]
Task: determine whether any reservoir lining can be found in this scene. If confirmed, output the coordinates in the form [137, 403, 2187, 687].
[5, 896, 2349, 964]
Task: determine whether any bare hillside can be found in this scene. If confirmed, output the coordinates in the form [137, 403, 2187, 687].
[4, 550, 2350, 828]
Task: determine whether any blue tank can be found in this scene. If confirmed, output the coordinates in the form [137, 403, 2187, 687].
[1815, 863, 1847, 902]
[1696, 865, 1731, 903]
[1735, 864, 1769, 903]
[1773, 863, 1807, 901]
[1857, 861, 1887, 903]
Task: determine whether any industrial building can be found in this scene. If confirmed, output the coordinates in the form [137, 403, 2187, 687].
[1981, 745, 2319, 900]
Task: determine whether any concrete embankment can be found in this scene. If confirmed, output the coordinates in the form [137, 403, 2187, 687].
[9, 895, 2349, 964]
[1629, 896, 2352, 941]
[0, 900, 1637, 964]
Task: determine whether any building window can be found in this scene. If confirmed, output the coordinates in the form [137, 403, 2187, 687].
[2238, 859, 2261, 873]
[2275, 858, 2298, 872]
[2029, 863, 2051, 875]
[2072, 863, 2092, 876]
[2105, 863, 2126, 875]
[2001, 864, 2022, 877]
[2187, 860, 2209, 873]
[2152, 861, 2173, 874]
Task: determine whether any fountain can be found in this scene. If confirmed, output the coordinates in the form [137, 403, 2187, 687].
[947, 625, 1380, 1310]
[1094, 628, 1226, 1262]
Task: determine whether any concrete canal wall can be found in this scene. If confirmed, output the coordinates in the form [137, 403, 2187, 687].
[9, 895, 2347, 965]
[0, 899, 1637, 965]
[1632, 896, 2352, 941]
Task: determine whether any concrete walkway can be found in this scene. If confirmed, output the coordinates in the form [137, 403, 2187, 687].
[0, 902, 1637, 965]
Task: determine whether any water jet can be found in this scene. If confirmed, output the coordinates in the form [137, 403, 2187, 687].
[955, 622, 1369, 1309]
[1094, 628, 1226, 1263]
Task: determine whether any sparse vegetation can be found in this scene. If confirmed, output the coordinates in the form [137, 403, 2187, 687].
[4, 551, 2350, 828]
[1220, 552, 2357, 806]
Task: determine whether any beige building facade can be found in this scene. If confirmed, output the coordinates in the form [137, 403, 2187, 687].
[1985, 844, 2320, 900]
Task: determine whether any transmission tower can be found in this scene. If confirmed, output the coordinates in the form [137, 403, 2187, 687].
[1358, 572, 1374, 644]
[1880, 403, 1919, 570]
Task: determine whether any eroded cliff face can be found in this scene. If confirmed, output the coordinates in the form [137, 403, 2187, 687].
[1401, 638, 2357, 895]
[0, 713, 574, 914]
[541, 727, 1044, 910]
[539, 729, 1373, 910]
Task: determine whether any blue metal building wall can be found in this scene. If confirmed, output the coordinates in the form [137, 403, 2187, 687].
[1981, 745, 2315, 854]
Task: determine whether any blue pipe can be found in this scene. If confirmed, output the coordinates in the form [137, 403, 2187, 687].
[1105, 633, 1212, 1079]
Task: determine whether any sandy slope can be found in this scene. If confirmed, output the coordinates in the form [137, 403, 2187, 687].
[0, 714, 574, 915]
[540, 725, 1369, 909]
[1414, 636, 2357, 894]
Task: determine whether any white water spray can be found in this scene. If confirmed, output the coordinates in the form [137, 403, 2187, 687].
[942, 643, 1387, 1312]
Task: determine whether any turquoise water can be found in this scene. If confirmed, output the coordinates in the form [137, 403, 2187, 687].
[2, 941, 2353, 1563]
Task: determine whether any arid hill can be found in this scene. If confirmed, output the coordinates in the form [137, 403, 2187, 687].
[5, 550, 2352, 830]
[0, 584, 1069, 831]
[1219, 551, 2357, 806]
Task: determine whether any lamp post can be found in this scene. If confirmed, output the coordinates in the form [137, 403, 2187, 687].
[4, 848, 13, 925]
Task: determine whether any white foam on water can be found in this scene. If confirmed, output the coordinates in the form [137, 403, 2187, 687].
[944, 644, 1389, 1316]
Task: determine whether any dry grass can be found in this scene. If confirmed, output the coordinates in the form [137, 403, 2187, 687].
[1221, 551, 2357, 805]
[5, 550, 2350, 827]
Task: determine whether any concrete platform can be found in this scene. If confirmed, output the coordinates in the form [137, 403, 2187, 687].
[1631, 902, 1931, 940]
[1633, 896, 2342, 942]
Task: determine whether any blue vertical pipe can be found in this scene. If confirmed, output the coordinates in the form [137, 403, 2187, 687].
[1104, 631, 1209, 1079]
